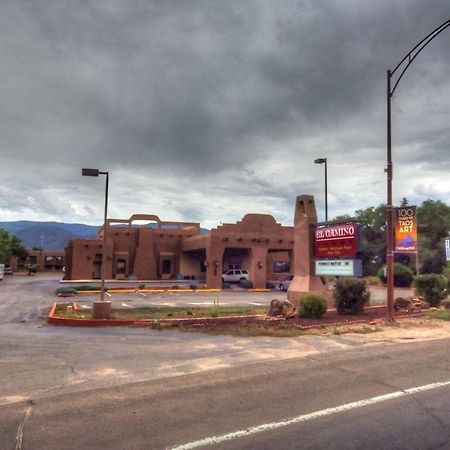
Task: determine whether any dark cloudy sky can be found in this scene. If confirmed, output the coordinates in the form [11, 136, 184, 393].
[1, 1, 449, 228]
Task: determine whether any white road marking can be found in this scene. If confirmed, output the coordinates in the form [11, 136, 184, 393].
[15, 405, 32, 450]
[188, 302, 231, 305]
[171, 380, 450, 449]
[121, 303, 132, 308]
[139, 292, 147, 296]
[105, 292, 112, 297]
[188, 302, 216, 305]
[249, 302, 264, 306]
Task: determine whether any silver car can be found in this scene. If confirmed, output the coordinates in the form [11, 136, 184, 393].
[222, 269, 249, 283]
[278, 275, 294, 291]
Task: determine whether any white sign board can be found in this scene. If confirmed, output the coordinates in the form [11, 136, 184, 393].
[315, 259, 362, 277]
[445, 239, 450, 262]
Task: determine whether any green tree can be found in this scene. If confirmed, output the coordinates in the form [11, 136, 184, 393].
[332, 199, 450, 277]
[335, 205, 387, 276]
[417, 200, 450, 274]
[0, 228, 28, 264]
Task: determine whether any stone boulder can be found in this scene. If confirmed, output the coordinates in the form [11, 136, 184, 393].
[267, 299, 296, 318]
[394, 296, 429, 311]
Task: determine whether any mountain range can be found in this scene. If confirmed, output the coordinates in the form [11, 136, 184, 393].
[0, 221, 99, 250]
[0, 220, 209, 250]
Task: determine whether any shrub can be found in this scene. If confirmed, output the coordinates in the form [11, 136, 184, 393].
[189, 284, 198, 290]
[413, 274, 448, 307]
[440, 299, 450, 310]
[238, 279, 253, 289]
[25, 264, 38, 275]
[266, 281, 275, 289]
[334, 278, 370, 315]
[138, 283, 146, 289]
[377, 263, 414, 287]
[393, 263, 414, 287]
[298, 294, 327, 319]
[73, 285, 101, 291]
[54, 287, 78, 295]
[365, 276, 381, 285]
[222, 282, 231, 289]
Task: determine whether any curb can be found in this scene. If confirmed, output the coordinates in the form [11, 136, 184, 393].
[47, 302, 426, 329]
[74, 288, 222, 295]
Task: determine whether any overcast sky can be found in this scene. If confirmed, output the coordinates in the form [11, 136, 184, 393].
[1, 1, 449, 229]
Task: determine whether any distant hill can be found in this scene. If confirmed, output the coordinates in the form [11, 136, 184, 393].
[0, 220, 209, 250]
[0, 221, 99, 250]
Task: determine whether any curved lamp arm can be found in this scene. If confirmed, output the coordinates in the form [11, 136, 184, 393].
[390, 19, 450, 96]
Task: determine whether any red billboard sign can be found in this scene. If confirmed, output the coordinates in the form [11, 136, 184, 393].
[314, 223, 359, 258]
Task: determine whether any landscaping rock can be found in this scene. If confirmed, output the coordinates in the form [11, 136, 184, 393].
[267, 299, 296, 318]
[394, 297, 411, 311]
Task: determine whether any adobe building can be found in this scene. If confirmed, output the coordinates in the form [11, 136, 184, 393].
[10, 250, 65, 273]
[64, 213, 294, 289]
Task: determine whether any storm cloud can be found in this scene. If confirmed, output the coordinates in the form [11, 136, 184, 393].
[1, 0, 449, 228]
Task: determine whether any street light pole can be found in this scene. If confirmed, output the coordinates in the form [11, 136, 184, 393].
[386, 19, 450, 322]
[314, 157, 328, 222]
[82, 168, 110, 319]
[101, 171, 109, 303]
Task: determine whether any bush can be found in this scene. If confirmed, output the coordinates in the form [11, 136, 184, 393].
[24, 264, 38, 275]
[73, 285, 102, 291]
[222, 282, 231, 289]
[440, 299, 450, 310]
[138, 283, 146, 289]
[298, 294, 327, 319]
[377, 263, 414, 287]
[189, 284, 198, 290]
[54, 287, 78, 295]
[266, 281, 275, 289]
[238, 279, 253, 289]
[365, 276, 381, 285]
[413, 274, 448, 307]
[334, 278, 370, 315]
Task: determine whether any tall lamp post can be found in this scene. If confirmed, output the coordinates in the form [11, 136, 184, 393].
[82, 168, 110, 319]
[314, 157, 328, 222]
[386, 19, 450, 321]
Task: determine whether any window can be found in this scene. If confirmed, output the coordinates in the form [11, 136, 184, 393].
[116, 259, 126, 275]
[273, 261, 290, 273]
[162, 259, 172, 275]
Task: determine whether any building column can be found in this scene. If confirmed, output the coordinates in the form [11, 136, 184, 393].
[249, 246, 268, 289]
[205, 244, 224, 289]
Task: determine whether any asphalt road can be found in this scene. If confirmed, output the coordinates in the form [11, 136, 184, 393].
[2, 338, 450, 449]
[1, 273, 439, 450]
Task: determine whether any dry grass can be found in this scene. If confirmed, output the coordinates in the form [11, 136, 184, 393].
[54, 304, 266, 321]
[179, 324, 311, 338]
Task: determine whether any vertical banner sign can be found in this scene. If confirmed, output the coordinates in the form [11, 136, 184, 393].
[395, 206, 417, 253]
[445, 238, 450, 262]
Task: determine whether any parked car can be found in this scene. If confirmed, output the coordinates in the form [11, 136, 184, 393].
[222, 269, 249, 283]
[278, 274, 294, 291]
[4, 267, 13, 275]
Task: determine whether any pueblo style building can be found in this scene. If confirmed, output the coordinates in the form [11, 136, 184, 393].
[64, 195, 322, 290]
